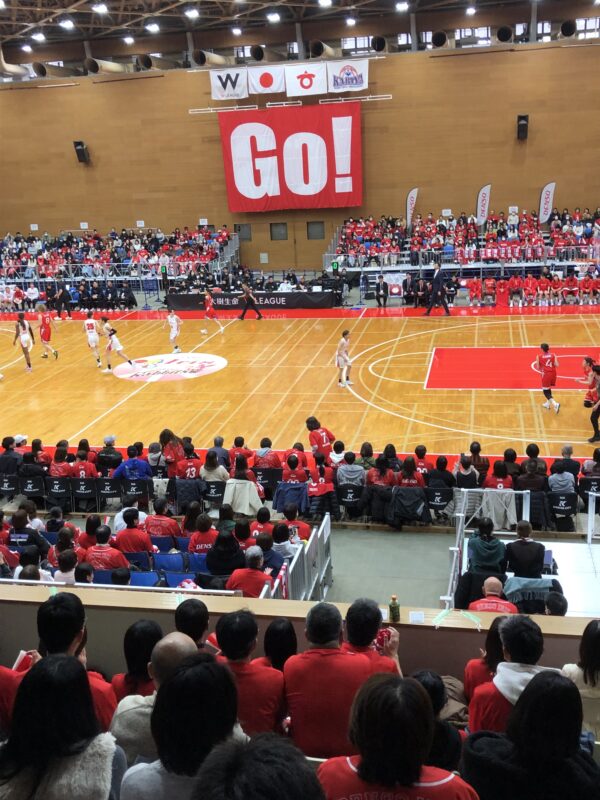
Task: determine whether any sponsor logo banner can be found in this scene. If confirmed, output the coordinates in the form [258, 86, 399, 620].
[327, 59, 369, 93]
[113, 353, 228, 382]
[476, 183, 492, 225]
[218, 103, 362, 212]
[167, 292, 336, 311]
[406, 187, 419, 228]
[210, 68, 248, 100]
[248, 64, 285, 94]
[284, 62, 327, 97]
[539, 182, 556, 224]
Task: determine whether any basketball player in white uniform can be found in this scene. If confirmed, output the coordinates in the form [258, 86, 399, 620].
[83, 311, 102, 368]
[336, 329, 353, 387]
[13, 312, 35, 372]
[164, 310, 182, 353]
[100, 316, 133, 373]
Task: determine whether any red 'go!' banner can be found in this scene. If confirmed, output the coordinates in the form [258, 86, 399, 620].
[218, 102, 362, 213]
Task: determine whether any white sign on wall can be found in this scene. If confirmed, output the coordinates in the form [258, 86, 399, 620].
[136, 220, 145, 228]
[259, 252, 269, 264]
[80, 222, 89, 230]
[29, 223, 38, 231]
[199, 218, 208, 226]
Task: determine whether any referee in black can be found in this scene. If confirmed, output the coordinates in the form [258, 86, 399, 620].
[239, 282, 263, 320]
[424, 264, 451, 316]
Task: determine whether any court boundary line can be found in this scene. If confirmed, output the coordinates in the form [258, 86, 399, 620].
[423, 347, 436, 390]
[67, 319, 237, 441]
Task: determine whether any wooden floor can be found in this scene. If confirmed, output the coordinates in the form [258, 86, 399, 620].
[1, 312, 599, 457]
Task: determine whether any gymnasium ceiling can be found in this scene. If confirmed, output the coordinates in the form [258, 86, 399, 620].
[0, 0, 567, 45]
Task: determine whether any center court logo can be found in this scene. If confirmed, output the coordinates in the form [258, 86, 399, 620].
[113, 353, 228, 383]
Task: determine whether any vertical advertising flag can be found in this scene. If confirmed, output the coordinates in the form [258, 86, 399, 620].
[476, 184, 492, 225]
[406, 187, 419, 228]
[538, 182, 556, 224]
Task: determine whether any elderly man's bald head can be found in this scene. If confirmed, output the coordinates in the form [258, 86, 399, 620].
[149, 631, 197, 687]
[483, 577, 503, 598]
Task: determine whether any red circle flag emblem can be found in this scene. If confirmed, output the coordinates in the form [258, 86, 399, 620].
[259, 71, 274, 88]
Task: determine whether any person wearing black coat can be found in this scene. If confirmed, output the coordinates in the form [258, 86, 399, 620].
[375, 275, 389, 308]
[17, 453, 46, 478]
[505, 520, 545, 578]
[461, 671, 600, 800]
[206, 530, 246, 577]
[424, 264, 450, 316]
[0, 437, 22, 475]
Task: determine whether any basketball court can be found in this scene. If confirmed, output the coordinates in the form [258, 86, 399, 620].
[1, 308, 598, 456]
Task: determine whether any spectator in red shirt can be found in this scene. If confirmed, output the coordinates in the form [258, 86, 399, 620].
[225, 546, 274, 597]
[317, 674, 478, 800]
[70, 449, 99, 478]
[396, 457, 425, 488]
[77, 513, 101, 550]
[470, 441, 490, 484]
[414, 444, 434, 476]
[49, 446, 72, 478]
[115, 508, 153, 553]
[85, 525, 130, 570]
[468, 577, 518, 614]
[482, 461, 513, 490]
[112, 619, 163, 702]
[145, 497, 181, 538]
[250, 506, 274, 538]
[35, 593, 117, 731]
[253, 438, 281, 469]
[188, 513, 218, 553]
[282, 503, 312, 541]
[253, 617, 298, 671]
[283, 442, 308, 468]
[342, 598, 401, 674]
[229, 436, 254, 467]
[234, 519, 253, 550]
[306, 416, 335, 459]
[463, 615, 506, 701]
[366, 455, 396, 487]
[159, 428, 185, 478]
[47, 526, 86, 568]
[283, 602, 373, 758]
[175, 442, 203, 479]
[174, 598, 209, 649]
[469, 615, 548, 734]
[283, 454, 309, 483]
[215, 610, 285, 735]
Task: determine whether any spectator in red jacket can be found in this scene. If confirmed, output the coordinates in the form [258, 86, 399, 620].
[467, 577, 518, 614]
[49, 447, 72, 478]
[234, 519, 253, 550]
[145, 497, 181, 538]
[111, 620, 163, 702]
[254, 438, 281, 469]
[397, 457, 425, 488]
[342, 598, 400, 674]
[306, 416, 335, 459]
[317, 674, 478, 800]
[253, 618, 298, 672]
[463, 615, 506, 701]
[85, 525, 129, 570]
[188, 513, 218, 554]
[115, 508, 153, 553]
[482, 461, 513, 490]
[215, 609, 285, 735]
[70, 449, 99, 479]
[77, 514, 101, 550]
[250, 507, 274, 538]
[283, 442, 308, 468]
[159, 428, 185, 478]
[175, 442, 203, 479]
[366, 455, 396, 487]
[283, 454, 309, 483]
[229, 436, 254, 467]
[226, 546, 274, 598]
[282, 503, 312, 541]
[469, 615, 548, 734]
[414, 445, 434, 476]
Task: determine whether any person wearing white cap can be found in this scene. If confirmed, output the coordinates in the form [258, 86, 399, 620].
[14, 435, 28, 456]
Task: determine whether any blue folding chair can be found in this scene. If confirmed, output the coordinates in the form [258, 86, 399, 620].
[44, 532, 58, 545]
[150, 535, 175, 553]
[164, 571, 194, 588]
[154, 552, 186, 572]
[188, 552, 208, 573]
[92, 569, 113, 584]
[130, 571, 161, 587]
[176, 536, 191, 552]
[124, 552, 152, 571]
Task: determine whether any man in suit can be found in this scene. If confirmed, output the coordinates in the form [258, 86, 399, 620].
[375, 275, 389, 308]
[402, 274, 415, 306]
[424, 263, 451, 316]
[506, 520, 545, 578]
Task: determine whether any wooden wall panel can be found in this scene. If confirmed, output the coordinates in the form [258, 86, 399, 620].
[1, 44, 599, 270]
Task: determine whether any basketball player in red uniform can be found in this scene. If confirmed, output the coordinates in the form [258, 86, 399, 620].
[468, 277, 482, 305]
[579, 356, 597, 408]
[200, 289, 224, 335]
[536, 342, 560, 413]
[36, 303, 58, 360]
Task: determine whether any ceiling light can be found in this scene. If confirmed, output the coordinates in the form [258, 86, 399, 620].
[184, 7, 200, 18]
[32, 32, 46, 41]
[0, 1, 5, 9]
[59, 19, 75, 29]
[318, 0, 333, 6]
[346, 15, 356, 25]
[595, 0, 600, 5]
[266, 11, 280, 22]
[232, 26, 242, 35]
[145, 21, 160, 33]
[91, 2, 108, 12]
[21, 44, 32, 53]
[466, 5, 476, 15]
[396, 1, 409, 10]
[123, 35, 134, 44]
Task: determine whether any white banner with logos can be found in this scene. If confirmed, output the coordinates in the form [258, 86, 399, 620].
[210, 68, 248, 100]
[326, 59, 369, 93]
[538, 182, 556, 224]
[247, 64, 286, 94]
[476, 183, 492, 225]
[284, 62, 327, 97]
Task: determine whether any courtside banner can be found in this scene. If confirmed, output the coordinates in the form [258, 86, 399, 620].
[539, 181, 556, 224]
[326, 59, 369, 93]
[218, 103, 362, 212]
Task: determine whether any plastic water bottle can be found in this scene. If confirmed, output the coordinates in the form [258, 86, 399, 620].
[389, 594, 400, 623]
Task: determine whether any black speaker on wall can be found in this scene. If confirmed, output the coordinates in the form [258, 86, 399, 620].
[517, 115, 529, 141]
[73, 140, 90, 164]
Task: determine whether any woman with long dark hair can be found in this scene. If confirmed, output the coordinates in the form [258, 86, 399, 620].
[562, 618, 600, 739]
[308, 453, 340, 521]
[0, 655, 126, 799]
[253, 618, 298, 672]
[366, 455, 395, 487]
[206, 530, 245, 577]
[181, 501, 202, 535]
[158, 429, 185, 479]
[462, 672, 600, 800]
[112, 620, 164, 702]
[463, 616, 507, 701]
[397, 456, 425, 488]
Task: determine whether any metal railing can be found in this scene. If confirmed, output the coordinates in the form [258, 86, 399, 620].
[587, 492, 600, 545]
[0, 576, 242, 597]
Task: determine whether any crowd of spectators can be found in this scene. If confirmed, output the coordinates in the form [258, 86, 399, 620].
[334, 207, 600, 268]
[0, 593, 599, 799]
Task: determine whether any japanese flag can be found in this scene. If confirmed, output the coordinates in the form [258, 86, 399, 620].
[248, 64, 285, 94]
